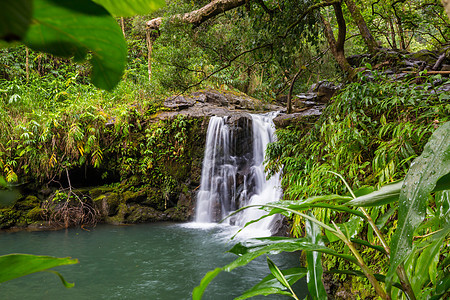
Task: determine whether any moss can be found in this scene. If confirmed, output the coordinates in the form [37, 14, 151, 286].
[14, 195, 39, 210]
[89, 186, 114, 199]
[93, 192, 120, 217]
[140, 187, 165, 210]
[105, 203, 129, 225]
[126, 205, 166, 223]
[26, 207, 44, 221]
[122, 190, 146, 204]
[410, 50, 438, 64]
[0, 208, 22, 229]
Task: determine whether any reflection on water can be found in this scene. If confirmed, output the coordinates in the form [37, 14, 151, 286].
[0, 223, 307, 299]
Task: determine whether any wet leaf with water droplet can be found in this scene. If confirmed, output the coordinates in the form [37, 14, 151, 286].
[387, 122, 450, 290]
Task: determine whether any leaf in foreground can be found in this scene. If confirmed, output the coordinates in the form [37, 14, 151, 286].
[93, 0, 166, 17]
[23, 0, 127, 90]
[305, 215, 327, 300]
[236, 267, 306, 300]
[0, 0, 32, 44]
[0, 254, 78, 287]
[387, 122, 450, 288]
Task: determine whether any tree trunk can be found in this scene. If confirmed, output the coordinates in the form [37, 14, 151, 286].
[25, 47, 29, 82]
[389, 19, 397, 49]
[321, 3, 355, 79]
[344, 0, 378, 53]
[443, 0, 450, 19]
[287, 67, 303, 114]
[146, 0, 247, 30]
[146, 30, 153, 81]
[121, 17, 126, 36]
[394, 19, 406, 50]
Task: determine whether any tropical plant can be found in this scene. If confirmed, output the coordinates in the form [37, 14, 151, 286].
[0, 254, 78, 288]
[0, 0, 165, 289]
[193, 121, 449, 299]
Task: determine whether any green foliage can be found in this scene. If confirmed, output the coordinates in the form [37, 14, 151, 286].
[150, 0, 327, 99]
[0, 0, 165, 90]
[266, 73, 450, 201]
[93, 0, 166, 17]
[0, 0, 32, 44]
[0, 254, 78, 287]
[387, 121, 450, 291]
[194, 121, 449, 299]
[22, 0, 127, 90]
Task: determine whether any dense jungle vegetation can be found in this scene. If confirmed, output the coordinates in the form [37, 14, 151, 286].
[1, 0, 449, 299]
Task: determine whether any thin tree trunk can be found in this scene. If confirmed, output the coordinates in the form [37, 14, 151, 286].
[394, 20, 406, 50]
[146, 30, 153, 81]
[120, 17, 126, 36]
[25, 47, 29, 82]
[389, 19, 397, 49]
[344, 0, 378, 53]
[321, 3, 355, 79]
[287, 67, 303, 114]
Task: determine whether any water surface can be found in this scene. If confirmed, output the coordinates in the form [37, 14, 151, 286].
[0, 223, 307, 299]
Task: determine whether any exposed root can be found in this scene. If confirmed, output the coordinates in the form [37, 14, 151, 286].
[42, 169, 99, 229]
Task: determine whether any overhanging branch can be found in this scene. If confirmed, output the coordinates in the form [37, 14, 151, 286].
[146, 0, 247, 30]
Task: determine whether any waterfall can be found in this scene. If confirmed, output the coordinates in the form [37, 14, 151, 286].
[195, 112, 282, 237]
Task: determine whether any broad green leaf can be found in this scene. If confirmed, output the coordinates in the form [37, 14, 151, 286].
[93, 0, 166, 17]
[375, 205, 397, 230]
[353, 186, 375, 197]
[305, 214, 327, 300]
[434, 173, 450, 192]
[236, 268, 306, 300]
[267, 202, 365, 219]
[23, 0, 127, 90]
[346, 181, 403, 207]
[226, 238, 358, 270]
[0, 254, 78, 286]
[0, 0, 32, 43]
[192, 267, 222, 300]
[267, 257, 292, 290]
[325, 216, 363, 243]
[346, 175, 449, 208]
[350, 238, 387, 255]
[45, 270, 75, 288]
[429, 273, 450, 300]
[194, 238, 358, 299]
[388, 122, 450, 288]
[435, 190, 450, 226]
[408, 228, 448, 295]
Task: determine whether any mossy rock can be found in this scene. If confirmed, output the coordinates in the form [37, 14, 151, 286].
[140, 188, 165, 210]
[13, 195, 39, 210]
[165, 207, 188, 221]
[0, 208, 23, 229]
[409, 50, 438, 64]
[126, 205, 167, 223]
[105, 203, 129, 225]
[89, 186, 114, 199]
[93, 192, 120, 217]
[26, 207, 44, 221]
[122, 190, 147, 204]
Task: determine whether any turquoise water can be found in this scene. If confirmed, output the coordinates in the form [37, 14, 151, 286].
[0, 223, 307, 299]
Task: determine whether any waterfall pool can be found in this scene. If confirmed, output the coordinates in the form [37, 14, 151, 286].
[0, 222, 307, 299]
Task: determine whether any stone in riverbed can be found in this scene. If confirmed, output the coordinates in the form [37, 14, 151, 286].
[126, 205, 167, 223]
[93, 192, 120, 217]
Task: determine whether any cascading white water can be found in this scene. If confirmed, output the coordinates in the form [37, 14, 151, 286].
[195, 112, 282, 237]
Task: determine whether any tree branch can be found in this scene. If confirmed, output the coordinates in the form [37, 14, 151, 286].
[146, 0, 247, 30]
